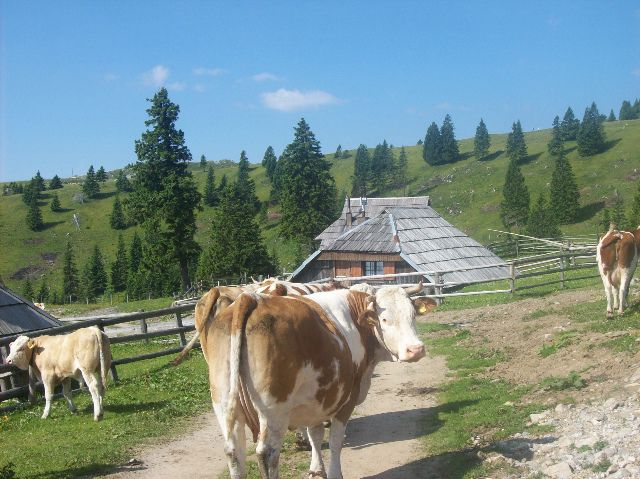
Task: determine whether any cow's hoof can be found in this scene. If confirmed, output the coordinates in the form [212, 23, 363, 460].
[94, 414, 103, 422]
[307, 471, 327, 479]
[606, 311, 614, 318]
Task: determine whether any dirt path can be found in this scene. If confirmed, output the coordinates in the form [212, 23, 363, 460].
[102, 355, 447, 479]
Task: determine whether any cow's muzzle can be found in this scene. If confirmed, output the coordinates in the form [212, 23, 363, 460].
[400, 344, 426, 362]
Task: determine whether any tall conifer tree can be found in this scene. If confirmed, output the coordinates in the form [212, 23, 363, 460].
[110, 196, 127, 229]
[49, 175, 63, 190]
[577, 102, 606, 156]
[439, 114, 459, 164]
[63, 241, 79, 301]
[83, 165, 100, 198]
[262, 146, 278, 181]
[235, 150, 260, 214]
[506, 120, 527, 164]
[203, 165, 218, 207]
[351, 144, 370, 197]
[549, 150, 580, 224]
[560, 107, 580, 141]
[26, 197, 43, 231]
[473, 118, 490, 160]
[526, 194, 560, 238]
[422, 122, 442, 165]
[500, 158, 530, 230]
[547, 116, 564, 157]
[111, 234, 128, 292]
[628, 181, 640, 229]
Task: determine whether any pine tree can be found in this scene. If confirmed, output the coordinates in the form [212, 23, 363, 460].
[506, 120, 528, 164]
[334, 145, 343, 159]
[549, 150, 580, 224]
[139, 218, 181, 296]
[370, 140, 394, 192]
[599, 208, 612, 233]
[500, 157, 530, 230]
[50, 193, 62, 212]
[278, 118, 337, 245]
[547, 116, 564, 157]
[440, 114, 459, 164]
[473, 118, 490, 160]
[262, 146, 278, 181]
[218, 173, 228, 195]
[619, 100, 636, 121]
[37, 279, 49, 303]
[351, 144, 370, 197]
[628, 181, 640, 229]
[422, 122, 442, 165]
[396, 146, 409, 192]
[560, 107, 580, 141]
[198, 188, 276, 281]
[110, 195, 127, 229]
[203, 164, 218, 207]
[83, 165, 100, 198]
[82, 245, 108, 301]
[611, 190, 626, 230]
[33, 170, 46, 192]
[22, 181, 39, 205]
[26, 196, 43, 231]
[49, 175, 63, 190]
[577, 102, 606, 156]
[115, 170, 132, 192]
[607, 109, 616, 122]
[235, 150, 260, 214]
[526, 193, 561, 238]
[111, 234, 128, 292]
[96, 166, 108, 182]
[200, 154, 207, 169]
[22, 279, 34, 301]
[62, 241, 79, 301]
[126, 88, 202, 289]
[127, 231, 144, 298]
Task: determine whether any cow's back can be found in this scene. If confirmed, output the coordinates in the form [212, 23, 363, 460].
[35, 328, 102, 378]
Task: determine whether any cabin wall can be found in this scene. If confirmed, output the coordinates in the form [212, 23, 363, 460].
[294, 256, 423, 285]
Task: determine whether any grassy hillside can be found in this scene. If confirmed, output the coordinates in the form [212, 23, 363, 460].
[2, 119, 639, 294]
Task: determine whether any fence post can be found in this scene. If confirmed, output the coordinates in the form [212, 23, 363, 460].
[140, 318, 149, 343]
[175, 312, 187, 347]
[509, 263, 516, 294]
[559, 255, 565, 289]
[434, 272, 443, 306]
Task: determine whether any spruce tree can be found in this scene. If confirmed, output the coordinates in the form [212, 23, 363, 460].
[126, 88, 202, 289]
[200, 154, 207, 169]
[22, 279, 34, 301]
[607, 109, 616, 122]
[62, 241, 79, 301]
[22, 181, 39, 205]
[351, 144, 370, 197]
[37, 279, 49, 303]
[577, 102, 606, 156]
[83, 165, 100, 198]
[396, 146, 409, 192]
[619, 100, 636, 120]
[50, 193, 62, 212]
[26, 196, 43, 231]
[110, 195, 127, 229]
[549, 150, 580, 224]
[500, 157, 530, 230]
[627, 181, 640, 229]
[473, 118, 490, 160]
[127, 231, 144, 298]
[111, 234, 128, 292]
[611, 190, 626, 230]
[600, 208, 612, 233]
[526, 193, 561, 238]
[560, 107, 580, 141]
[96, 166, 108, 182]
[82, 245, 108, 301]
[278, 118, 337, 244]
[334, 145, 343, 159]
[506, 120, 528, 164]
[440, 114, 459, 164]
[115, 170, 132, 192]
[370, 140, 393, 192]
[203, 164, 218, 207]
[218, 173, 228, 195]
[33, 171, 46, 192]
[547, 116, 564, 157]
[262, 146, 278, 181]
[235, 150, 260, 214]
[422, 122, 442, 165]
[49, 175, 63, 190]
[198, 188, 276, 281]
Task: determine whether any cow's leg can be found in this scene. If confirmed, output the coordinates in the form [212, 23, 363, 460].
[41, 378, 54, 419]
[307, 424, 327, 478]
[327, 419, 347, 479]
[212, 402, 247, 479]
[619, 268, 634, 315]
[62, 378, 77, 414]
[80, 369, 103, 421]
[256, 419, 286, 479]
[601, 273, 614, 317]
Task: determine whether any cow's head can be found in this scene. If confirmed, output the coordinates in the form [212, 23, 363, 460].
[368, 284, 425, 363]
[5, 336, 35, 370]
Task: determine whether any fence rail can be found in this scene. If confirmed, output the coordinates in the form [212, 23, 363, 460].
[0, 303, 196, 405]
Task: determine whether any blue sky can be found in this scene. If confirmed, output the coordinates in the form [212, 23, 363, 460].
[1, 1, 639, 182]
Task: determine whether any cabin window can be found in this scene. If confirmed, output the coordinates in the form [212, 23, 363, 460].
[363, 261, 384, 276]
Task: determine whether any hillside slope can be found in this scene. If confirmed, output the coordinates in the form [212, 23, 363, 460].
[1, 119, 639, 294]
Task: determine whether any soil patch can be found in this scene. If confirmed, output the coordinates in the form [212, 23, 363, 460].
[41, 252, 58, 265]
[10, 264, 46, 280]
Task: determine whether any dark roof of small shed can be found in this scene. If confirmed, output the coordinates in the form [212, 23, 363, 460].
[0, 285, 62, 337]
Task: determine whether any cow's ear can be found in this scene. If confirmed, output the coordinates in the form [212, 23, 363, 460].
[362, 310, 379, 328]
[413, 297, 437, 315]
[366, 296, 376, 311]
[27, 340, 36, 349]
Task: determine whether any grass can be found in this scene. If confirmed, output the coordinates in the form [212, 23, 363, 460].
[0, 339, 211, 479]
[538, 330, 578, 358]
[539, 371, 586, 391]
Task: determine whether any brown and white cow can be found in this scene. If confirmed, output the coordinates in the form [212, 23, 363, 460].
[171, 280, 345, 366]
[5, 326, 112, 420]
[597, 227, 639, 316]
[200, 283, 424, 479]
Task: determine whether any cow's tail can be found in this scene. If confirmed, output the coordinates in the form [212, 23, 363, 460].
[172, 288, 220, 366]
[94, 327, 111, 390]
[225, 293, 258, 439]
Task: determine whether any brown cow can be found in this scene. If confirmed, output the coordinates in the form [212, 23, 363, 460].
[597, 227, 639, 316]
[201, 283, 425, 479]
[5, 326, 111, 420]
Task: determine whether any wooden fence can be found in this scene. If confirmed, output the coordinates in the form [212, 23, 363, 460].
[0, 303, 195, 405]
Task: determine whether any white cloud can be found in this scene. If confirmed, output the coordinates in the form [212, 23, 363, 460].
[261, 88, 340, 112]
[142, 65, 170, 87]
[253, 72, 280, 82]
[193, 67, 226, 77]
[632, 68, 640, 77]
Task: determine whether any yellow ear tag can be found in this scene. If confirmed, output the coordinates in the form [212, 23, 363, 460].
[27, 340, 36, 349]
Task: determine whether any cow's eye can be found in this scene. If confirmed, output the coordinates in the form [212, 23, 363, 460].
[382, 318, 387, 323]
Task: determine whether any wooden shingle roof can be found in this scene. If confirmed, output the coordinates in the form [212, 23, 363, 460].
[0, 285, 62, 337]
